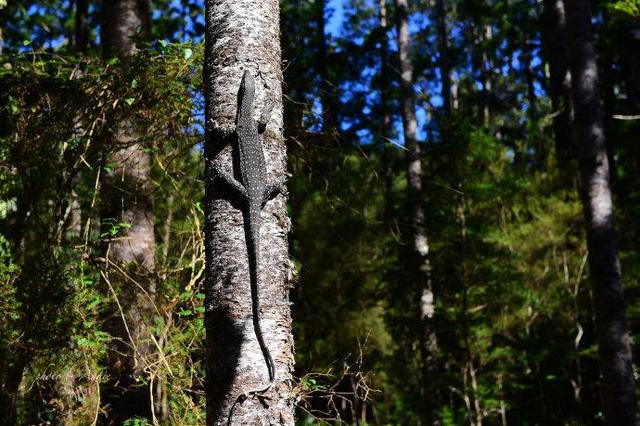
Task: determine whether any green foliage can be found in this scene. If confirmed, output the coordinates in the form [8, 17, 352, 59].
[123, 418, 150, 426]
[0, 42, 206, 423]
[610, 0, 640, 20]
[0, 233, 20, 360]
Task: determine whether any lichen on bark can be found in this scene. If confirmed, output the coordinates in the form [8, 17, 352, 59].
[204, 1, 295, 424]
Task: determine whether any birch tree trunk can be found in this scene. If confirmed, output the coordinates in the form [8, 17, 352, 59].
[100, 0, 156, 421]
[566, 0, 639, 423]
[204, 1, 295, 424]
[394, 0, 438, 423]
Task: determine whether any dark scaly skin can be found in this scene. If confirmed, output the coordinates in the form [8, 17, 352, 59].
[211, 71, 281, 397]
[235, 70, 276, 384]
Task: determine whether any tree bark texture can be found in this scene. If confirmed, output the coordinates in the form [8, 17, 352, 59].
[395, 0, 438, 423]
[542, 0, 575, 165]
[100, 0, 156, 421]
[566, 0, 639, 424]
[102, 0, 150, 57]
[204, 1, 295, 424]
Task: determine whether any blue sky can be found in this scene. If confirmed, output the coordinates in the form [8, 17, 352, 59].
[17, 0, 542, 146]
[326, 0, 345, 37]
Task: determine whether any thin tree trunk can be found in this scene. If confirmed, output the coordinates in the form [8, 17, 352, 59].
[378, 0, 394, 219]
[0, 359, 26, 423]
[458, 197, 482, 426]
[523, 40, 536, 113]
[629, 24, 640, 111]
[68, 0, 88, 244]
[566, 0, 638, 423]
[600, 52, 618, 187]
[542, 0, 574, 166]
[482, 24, 493, 126]
[394, 0, 438, 423]
[75, 0, 88, 54]
[434, 0, 452, 115]
[0, 9, 3, 56]
[474, 21, 494, 127]
[100, 0, 156, 421]
[204, 0, 295, 424]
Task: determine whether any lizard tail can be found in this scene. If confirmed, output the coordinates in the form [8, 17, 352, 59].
[246, 212, 276, 383]
[226, 222, 275, 425]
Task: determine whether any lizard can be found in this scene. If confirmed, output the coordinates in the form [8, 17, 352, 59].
[208, 70, 284, 400]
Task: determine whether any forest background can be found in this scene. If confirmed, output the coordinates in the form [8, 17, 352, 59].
[1, 0, 640, 424]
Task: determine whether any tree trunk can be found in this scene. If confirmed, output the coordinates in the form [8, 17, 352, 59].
[434, 0, 452, 115]
[523, 40, 536, 114]
[75, 0, 88, 54]
[100, 0, 156, 422]
[378, 0, 394, 219]
[566, 0, 639, 424]
[628, 23, 640, 112]
[102, 0, 150, 57]
[204, 1, 295, 424]
[0, 358, 26, 424]
[394, 0, 438, 423]
[542, 0, 574, 166]
[0, 9, 3, 56]
[482, 24, 493, 126]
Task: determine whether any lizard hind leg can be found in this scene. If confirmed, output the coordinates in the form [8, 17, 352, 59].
[261, 181, 286, 208]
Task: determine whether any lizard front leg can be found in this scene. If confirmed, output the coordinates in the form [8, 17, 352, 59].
[209, 164, 248, 201]
[205, 118, 237, 160]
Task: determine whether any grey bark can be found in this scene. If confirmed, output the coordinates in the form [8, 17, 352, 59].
[204, 1, 295, 424]
[102, 0, 150, 57]
[542, 0, 575, 165]
[100, 0, 156, 420]
[566, 0, 639, 424]
[394, 0, 438, 423]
